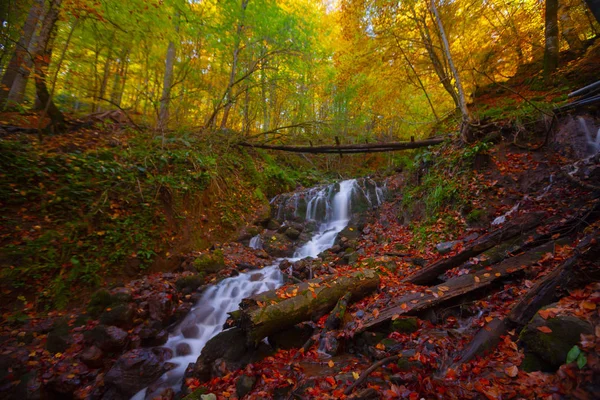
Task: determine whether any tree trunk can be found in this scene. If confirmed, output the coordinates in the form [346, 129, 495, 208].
[96, 46, 113, 112]
[429, 0, 472, 142]
[33, 0, 65, 130]
[239, 269, 379, 344]
[584, 0, 600, 24]
[543, 0, 559, 82]
[1, 0, 45, 109]
[158, 12, 179, 130]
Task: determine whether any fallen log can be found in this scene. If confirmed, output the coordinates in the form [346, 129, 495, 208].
[405, 212, 545, 285]
[446, 230, 599, 373]
[238, 138, 445, 154]
[239, 269, 379, 344]
[357, 241, 555, 333]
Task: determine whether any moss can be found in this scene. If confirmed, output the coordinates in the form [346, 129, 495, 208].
[182, 388, 209, 400]
[87, 289, 113, 317]
[391, 317, 419, 333]
[176, 274, 205, 292]
[521, 352, 553, 372]
[466, 209, 487, 224]
[193, 250, 225, 274]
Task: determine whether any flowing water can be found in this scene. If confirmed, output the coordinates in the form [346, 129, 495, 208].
[134, 179, 384, 399]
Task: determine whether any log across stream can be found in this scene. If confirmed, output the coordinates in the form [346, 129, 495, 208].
[133, 179, 386, 399]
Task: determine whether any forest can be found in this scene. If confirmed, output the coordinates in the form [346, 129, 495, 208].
[0, 0, 599, 399]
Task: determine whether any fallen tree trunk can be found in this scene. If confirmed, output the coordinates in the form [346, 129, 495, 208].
[405, 212, 545, 285]
[357, 241, 555, 333]
[239, 269, 379, 344]
[446, 230, 599, 373]
[238, 138, 445, 154]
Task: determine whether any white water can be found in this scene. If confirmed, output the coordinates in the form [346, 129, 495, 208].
[134, 179, 382, 399]
[249, 234, 262, 249]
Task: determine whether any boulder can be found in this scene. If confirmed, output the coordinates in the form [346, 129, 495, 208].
[262, 233, 295, 257]
[176, 274, 205, 293]
[519, 308, 593, 371]
[46, 318, 71, 354]
[284, 227, 301, 240]
[80, 346, 103, 369]
[391, 317, 419, 334]
[435, 241, 459, 254]
[236, 375, 257, 398]
[99, 304, 134, 328]
[85, 325, 128, 352]
[268, 324, 314, 350]
[104, 348, 174, 398]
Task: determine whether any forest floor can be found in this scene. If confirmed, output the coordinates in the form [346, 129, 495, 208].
[0, 44, 599, 400]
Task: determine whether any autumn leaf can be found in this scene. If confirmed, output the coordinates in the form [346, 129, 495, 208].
[580, 301, 596, 310]
[352, 371, 360, 380]
[504, 365, 518, 377]
[328, 360, 334, 368]
[537, 326, 552, 333]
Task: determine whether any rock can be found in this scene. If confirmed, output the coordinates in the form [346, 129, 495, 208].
[148, 293, 173, 324]
[87, 288, 131, 317]
[99, 304, 134, 328]
[85, 325, 128, 352]
[45, 370, 83, 397]
[181, 321, 200, 339]
[104, 348, 174, 398]
[396, 349, 424, 371]
[519, 308, 593, 371]
[268, 324, 314, 350]
[266, 219, 281, 230]
[236, 375, 256, 398]
[176, 342, 192, 356]
[262, 233, 295, 257]
[80, 346, 103, 368]
[46, 318, 70, 354]
[176, 275, 205, 293]
[435, 241, 459, 254]
[409, 257, 426, 267]
[391, 317, 419, 334]
[284, 228, 301, 240]
[140, 327, 168, 347]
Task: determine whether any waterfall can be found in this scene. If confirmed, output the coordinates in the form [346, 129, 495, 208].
[249, 234, 262, 249]
[133, 179, 385, 399]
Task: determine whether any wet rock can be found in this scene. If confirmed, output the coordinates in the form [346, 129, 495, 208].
[236, 375, 256, 398]
[45, 370, 83, 397]
[395, 349, 423, 371]
[140, 326, 168, 347]
[99, 304, 134, 328]
[80, 345, 103, 368]
[176, 274, 205, 293]
[262, 233, 295, 257]
[46, 318, 71, 354]
[268, 324, 314, 350]
[250, 273, 263, 282]
[176, 342, 192, 356]
[85, 325, 128, 352]
[436, 241, 459, 254]
[87, 288, 131, 317]
[181, 319, 200, 339]
[519, 309, 593, 371]
[189, 328, 250, 382]
[104, 348, 174, 398]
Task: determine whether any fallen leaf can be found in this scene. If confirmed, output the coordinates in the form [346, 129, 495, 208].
[328, 360, 334, 368]
[537, 326, 552, 333]
[504, 365, 518, 378]
[581, 301, 596, 310]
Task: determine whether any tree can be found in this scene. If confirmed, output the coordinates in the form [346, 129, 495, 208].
[584, 0, 600, 24]
[543, 0, 559, 82]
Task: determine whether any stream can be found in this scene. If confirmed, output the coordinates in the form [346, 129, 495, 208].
[134, 179, 384, 399]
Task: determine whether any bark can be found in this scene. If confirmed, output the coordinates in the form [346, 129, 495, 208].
[239, 138, 445, 154]
[96, 46, 113, 112]
[543, 0, 559, 82]
[357, 241, 556, 334]
[405, 212, 545, 286]
[584, 0, 600, 24]
[33, 0, 65, 130]
[429, 0, 472, 142]
[1, 0, 44, 108]
[559, 4, 583, 52]
[239, 269, 380, 344]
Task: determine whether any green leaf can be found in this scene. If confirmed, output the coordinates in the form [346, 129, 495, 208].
[576, 353, 587, 369]
[566, 345, 581, 364]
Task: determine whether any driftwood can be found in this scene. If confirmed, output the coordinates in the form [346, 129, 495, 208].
[357, 241, 556, 334]
[238, 138, 445, 154]
[405, 212, 545, 285]
[344, 355, 401, 395]
[446, 231, 599, 372]
[239, 269, 379, 344]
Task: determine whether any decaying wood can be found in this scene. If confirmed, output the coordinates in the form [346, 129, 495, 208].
[239, 269, 379, 344]
[238, 138, 445, 154]
[405, 212, 545, 285]
[446, 231, 599, 373]
[344, 355, 400, 395]
[357, 241, 555, 333]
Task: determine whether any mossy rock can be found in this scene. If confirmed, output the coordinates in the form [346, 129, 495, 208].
[396, 349, 423, 371]
[46, 318, 71, 354]
[182, 388, 209, 400]
[176, 274, 205, 292]
[391, 317, 419, 334]
[99, 304, 134, 328]
[519, 309, 593, 370]
[521, 352, 554, 373]
[193, 250, 225, 274]
[87, 289, 131, 318]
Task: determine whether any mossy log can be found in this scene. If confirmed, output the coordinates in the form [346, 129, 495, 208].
[239, 269, 379, 344]
[358, 241, 556, 333]
[405, 212, 545, 285]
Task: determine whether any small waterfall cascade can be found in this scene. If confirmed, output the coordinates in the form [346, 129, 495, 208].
[134, 179, 386, 399]
[248, 234, 262, 249]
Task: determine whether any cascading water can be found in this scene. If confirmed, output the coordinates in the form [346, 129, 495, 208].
[134, 179, 385, 399]
[248, 234, 262, 249]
